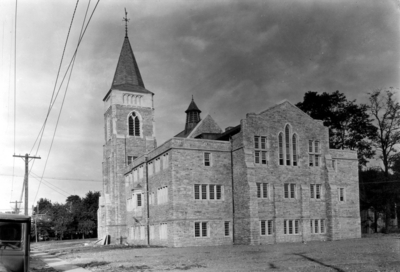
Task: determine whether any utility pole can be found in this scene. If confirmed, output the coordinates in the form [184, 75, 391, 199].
[13, 153, 41, 215]
[10, 200, 22, 214]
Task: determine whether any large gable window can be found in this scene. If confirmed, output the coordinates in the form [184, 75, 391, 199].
[278, 124, 298, 166]
[128, 112, 140, 136]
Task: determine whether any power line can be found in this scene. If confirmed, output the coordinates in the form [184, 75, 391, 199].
[0, 173, 101, 182]
[30, 174, 70, 198]
[31, 172, 73, 196]
[33, 0, 101, 203]
[29, 0, 81, 157]
[11, 0, 17, 203]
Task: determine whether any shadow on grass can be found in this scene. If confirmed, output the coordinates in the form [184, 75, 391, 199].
[294, 253, 345, 272]
[269, 262, 279, 269]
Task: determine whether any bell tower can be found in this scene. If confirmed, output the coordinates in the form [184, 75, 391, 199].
[98, 10, 156, 241]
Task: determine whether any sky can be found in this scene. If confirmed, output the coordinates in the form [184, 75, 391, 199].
[0, 0, 399, 214]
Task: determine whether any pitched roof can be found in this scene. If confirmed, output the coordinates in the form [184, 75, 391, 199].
[103, 36, 152, 101]
[185, 98, 201, 113]
[111, 37, 147, 90]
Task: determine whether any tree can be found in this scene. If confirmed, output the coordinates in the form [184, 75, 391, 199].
[48, 203, 73, 240]
[296, 91, 377, 165]
[368, 88, 400, 176]
[80, 191, 100, 237]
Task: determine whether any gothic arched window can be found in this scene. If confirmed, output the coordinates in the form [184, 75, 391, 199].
[278, 132, 284, 165]
[292, 134, 297, 166]
[128, 112, 140, 136]
[285, 125, 291, 165]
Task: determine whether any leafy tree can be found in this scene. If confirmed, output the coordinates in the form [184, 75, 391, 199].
[368, 88, 400, 176]
[296, 91, 377, 165]
[34, 198, 53, 214]
[48, 203, 73, 240]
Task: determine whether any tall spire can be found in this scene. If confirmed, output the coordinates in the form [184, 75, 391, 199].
[110, 9, 145, 91]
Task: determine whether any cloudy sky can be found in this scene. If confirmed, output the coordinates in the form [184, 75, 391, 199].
[0, 0, 399, 213]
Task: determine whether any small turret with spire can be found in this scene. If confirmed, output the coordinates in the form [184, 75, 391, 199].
[185, 96, 201, 134]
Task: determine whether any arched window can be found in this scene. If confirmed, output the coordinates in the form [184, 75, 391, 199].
[128, 112, 140, 136]
[285, 125, 291, 165]
[106, 116, 111, 140]
[292, 134, 297, 166]
[278, 132, 284, 165]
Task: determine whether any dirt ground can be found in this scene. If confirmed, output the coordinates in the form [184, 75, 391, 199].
[31, 234, 400, 272]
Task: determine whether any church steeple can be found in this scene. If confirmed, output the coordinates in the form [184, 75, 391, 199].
[185, 96, 201, 133]
[110, 9, 145, 91]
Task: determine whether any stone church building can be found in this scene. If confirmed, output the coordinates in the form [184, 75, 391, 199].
[97, 31, 361, 247]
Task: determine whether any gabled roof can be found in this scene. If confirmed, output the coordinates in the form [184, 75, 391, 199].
[259, 99, 317, 123]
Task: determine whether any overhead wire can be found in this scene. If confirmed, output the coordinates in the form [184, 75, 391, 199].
[0, 173, 101, 182]
[11, 0, 18, 202]
[33, 0, 100, 203]
[30, 172, 72, 197]
[29, 0, 80, 157]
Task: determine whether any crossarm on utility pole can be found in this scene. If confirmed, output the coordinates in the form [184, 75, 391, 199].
[13, 153, 41, 215]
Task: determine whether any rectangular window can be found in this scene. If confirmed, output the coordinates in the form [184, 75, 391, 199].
[284, 183, 296, 199]
[224, 221, 230, 236]
[194, 184, 200, 200]
[267, 220, 273, 235]
[204, 152, 211, 166]
[127, 156, 136, 165]
[257, 183, 269, 199]
[137, 193, 142, 207]
[316, 184, 321, 199]
[311, 219, 326, 234]
[260, 220, 266, 236]
[194, 222, 208, 237]
[261, 151, 267, 164]
[284, 184, 296, 199]
[254, 136, 260, 149]
[260, 220, 273, 236]
[255, 151, 260, 164]
[255, 135, 267, 165]
[309, 140, 321, 167]
[194, 184, 223, 200]
[284, 220, 299, 235]
[261, 136, 266, 150]
[216, 185, 222, 200]
[315, 155, 320, 166]
[201, 185, 207, 199]
[310, 184, 322, 199]
[315, 141, 319, 153]
[209, 185, 215, 200]
[338, 188, 345, 202]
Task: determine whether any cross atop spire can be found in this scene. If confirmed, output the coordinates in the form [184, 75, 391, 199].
[123, 8, 130, 37]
